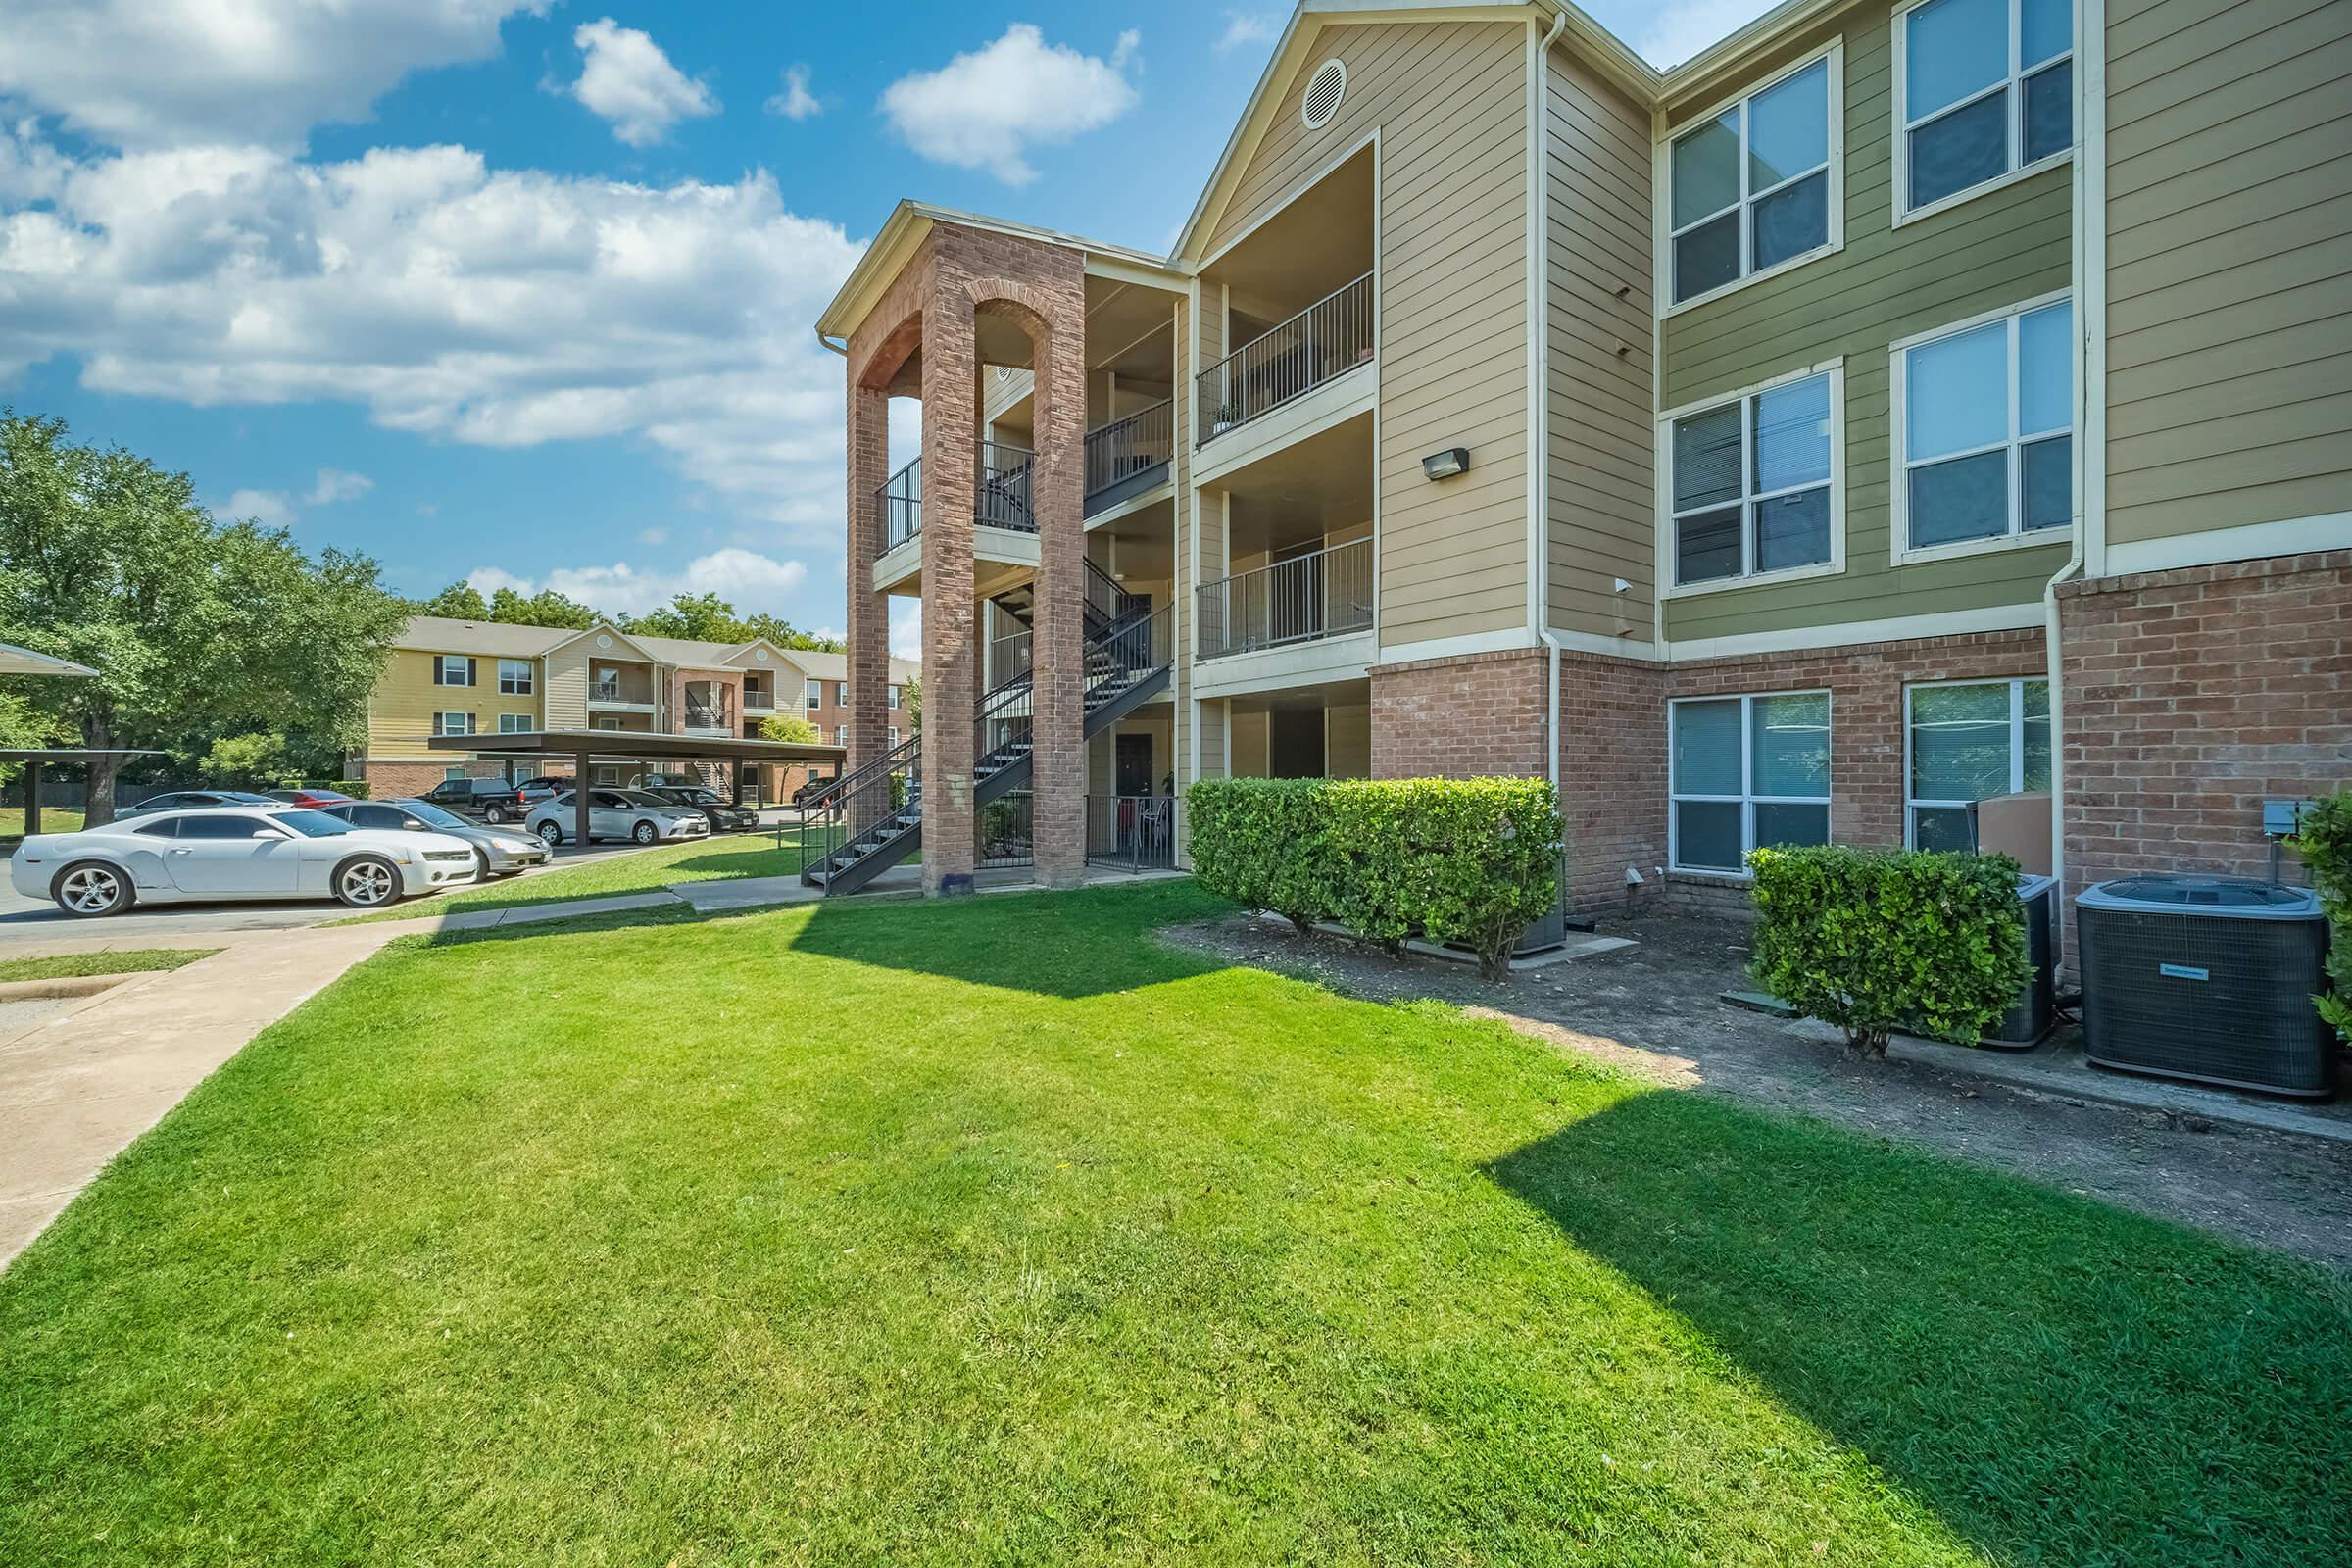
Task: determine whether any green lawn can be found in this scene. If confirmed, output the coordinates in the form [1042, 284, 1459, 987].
[3, 882, 2346, 1565]
[0, 947, 218, 983]
[340, 826, 810, 923]
[0, 807, 82, 840]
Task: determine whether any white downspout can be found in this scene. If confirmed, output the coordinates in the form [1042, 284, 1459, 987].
[1532, 0, 1568, 804]
[2042, 540, 2082, 958]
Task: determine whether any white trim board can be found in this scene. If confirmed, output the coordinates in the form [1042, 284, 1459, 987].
[2102, 514, 2352, 577]
[1664, 602, 2045, 662]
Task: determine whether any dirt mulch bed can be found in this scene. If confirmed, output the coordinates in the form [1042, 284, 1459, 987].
[1162, 908, 2352, 1271]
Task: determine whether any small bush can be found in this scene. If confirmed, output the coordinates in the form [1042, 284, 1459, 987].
[1187, 776, 1561, 978]
[1747, 844, 2033, 1054]
[2287, 790, 2352, 1044]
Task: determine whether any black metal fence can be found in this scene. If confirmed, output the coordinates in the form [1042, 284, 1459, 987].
[976, 790, 1033, 868]
[1086, 794, 1177, 871]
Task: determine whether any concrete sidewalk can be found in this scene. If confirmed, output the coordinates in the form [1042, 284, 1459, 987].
[0, 923, 404, 1269]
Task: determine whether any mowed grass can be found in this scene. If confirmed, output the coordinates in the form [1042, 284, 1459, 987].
[0, 947, 218, 982]
[340, 825, 810, 923]
[3, 882, 2346, 1566]
[0, 807, 82, 841]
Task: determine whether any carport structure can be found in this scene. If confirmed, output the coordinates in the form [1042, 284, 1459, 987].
[1, 749, 161, 833]
[428, 730, 847, 848]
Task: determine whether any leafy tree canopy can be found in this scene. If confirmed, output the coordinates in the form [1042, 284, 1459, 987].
[0, 413, 408, 821]
[416, 580, 599, 631]
[759, 713, 819, 744]
[622, 591, 842, 653]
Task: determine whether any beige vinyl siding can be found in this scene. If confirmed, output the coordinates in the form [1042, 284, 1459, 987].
[2104, 0, 2352, 544]
[543, 646, 588, 729]
[1230, 709, 1270, 777]
[1545, 45, 1657, 641]
[1204, 21, 1532, 653]
[1325, 701, 1372, 777]
[1658, 3, 2073, 644]
[370, 649, 537, 757]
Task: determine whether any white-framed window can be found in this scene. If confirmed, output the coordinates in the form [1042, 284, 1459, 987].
[806, 679, 822, 710]
[1896, 0, 2072, 220]
[1669, 692, 1833, 873]
[1665, 366, 1839, 589]
[1893, 294, 2071, 560]
[835, 725, 848, 746]
[888, 726, 900, 745]
[432, 655, 475, 687]
[433, 711, 477, 736]
[1906, 678, 2050, 851]
[888, 684, 901, 710]
[836, 681, 849, 705]
[443, 765, 468, 781]
[497, 659, 533, 695]
[1666, 48, 1838, 308]
[497, 713, 533, 734]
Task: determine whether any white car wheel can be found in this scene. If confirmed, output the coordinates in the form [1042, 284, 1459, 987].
[537, 819, 564, 847]
[632, 820, 659, 845]
[332, 856, 402, 908]
[52, 861, 132, 918]
[484, 805, 508, 824]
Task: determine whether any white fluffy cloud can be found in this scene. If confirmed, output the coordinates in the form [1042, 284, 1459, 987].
[468, 547, 809, 619]
[0, 0, 543, 150]
[1216, 12, 1281, 54]
[879, 25, 1140, 186]
[766, 65, 821, 122]
[218, 466, 374, 528]
[0, 126, 865, 527]
[567, 18, 719, 147]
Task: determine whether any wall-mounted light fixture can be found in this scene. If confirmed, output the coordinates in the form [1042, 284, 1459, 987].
[1420, 447, 1470, 480]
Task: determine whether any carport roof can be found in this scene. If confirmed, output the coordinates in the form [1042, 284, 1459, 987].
[426, 730, 846, 763]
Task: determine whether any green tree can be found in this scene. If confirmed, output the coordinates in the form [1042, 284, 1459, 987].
[488, 585, 599, 629]
[620, 592, 843, 652]
[0, 691, 73, 791]
[760, 713, 819, 744]
[417, 580, 490, 618]
[900, 674, 921, 733]
[197, 731, 290, 786]
[0, 414, 409, 823]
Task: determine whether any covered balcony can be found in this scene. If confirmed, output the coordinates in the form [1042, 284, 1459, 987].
[682, 679, 737, 739]
[1195, 143, 1374, 454]
[587, 661, 657, 711]
[1197, 536, 1372, 661]
[873, 441, 1039, 555]
[1192, 411, 1375, 688]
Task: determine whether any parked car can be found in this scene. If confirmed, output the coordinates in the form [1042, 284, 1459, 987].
[513, 775, 572, 809]
[11, 806, 478, 917]
[792, 773, 839, 809]
[639, 785, 759, 833]
[122, 789, 277, 815]
[418, 776, 526, 824]
[264, 787, 358, 809]
[320, 798, 551, 879]
[523, 790, 711, 847]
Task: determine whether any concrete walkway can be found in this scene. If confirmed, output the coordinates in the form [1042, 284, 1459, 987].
[0, 923, 404, 1269]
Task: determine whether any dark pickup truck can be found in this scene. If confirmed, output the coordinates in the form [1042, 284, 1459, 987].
[418, 776, 526, 823]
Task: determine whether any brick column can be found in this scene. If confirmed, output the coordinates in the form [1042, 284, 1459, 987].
[846, 381, 892, 824]
[1027, 283, 1089, 888]
[919, 283, 980, 896]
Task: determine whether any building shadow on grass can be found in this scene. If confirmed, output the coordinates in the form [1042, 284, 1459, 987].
[402, 878, 1235, 1002]
[1484, 1089, 2352, 1566]
[775, 880, 1230, 1000]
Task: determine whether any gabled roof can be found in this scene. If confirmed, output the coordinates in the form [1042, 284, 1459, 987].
[396, 616, 579, 658]
[816, 200, 1185, 343]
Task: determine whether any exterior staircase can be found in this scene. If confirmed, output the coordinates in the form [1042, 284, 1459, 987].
[802, 585, 1170, 895]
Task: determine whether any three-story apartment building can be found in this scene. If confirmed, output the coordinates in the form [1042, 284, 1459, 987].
[812, 0, 2350, 940]
[361, 614, 915, 802]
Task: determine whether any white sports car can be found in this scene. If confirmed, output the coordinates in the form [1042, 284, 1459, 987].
[10, 805, 481, 917]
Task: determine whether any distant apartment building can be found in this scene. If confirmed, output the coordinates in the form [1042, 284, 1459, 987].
[810, 0, 2349, 930]
[360, 615, 915, 801]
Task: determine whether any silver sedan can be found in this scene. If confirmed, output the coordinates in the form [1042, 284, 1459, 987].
[321, 799, 553, 877]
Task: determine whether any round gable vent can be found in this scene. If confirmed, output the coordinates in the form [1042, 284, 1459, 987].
[595, 633, 612, 650]
[1301, 59, 1346, 129]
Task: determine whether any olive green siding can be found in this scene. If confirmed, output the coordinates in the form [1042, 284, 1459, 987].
[1657, 2, 2073, 645]
[2105, 0, 2352, 545]
[1544, 45, 1657, 642]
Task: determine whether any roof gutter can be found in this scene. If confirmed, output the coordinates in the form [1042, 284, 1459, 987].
[816, 330, 848, 358]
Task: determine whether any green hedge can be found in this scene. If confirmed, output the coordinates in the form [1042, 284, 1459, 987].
[1187, 776, 1561, 978]
[1747, 844, 2033, 1054]
[2287, 790, 2352, 1044]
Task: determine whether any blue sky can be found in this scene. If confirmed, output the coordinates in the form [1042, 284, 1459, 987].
[0, 0, 1765, 645]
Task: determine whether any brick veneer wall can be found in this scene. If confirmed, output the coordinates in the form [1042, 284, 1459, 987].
[1557, 649, 1666, 913]
[363, 760, 508, 798]
[1369, 649, 1548, 776]
[2058, 549, 2352, 918]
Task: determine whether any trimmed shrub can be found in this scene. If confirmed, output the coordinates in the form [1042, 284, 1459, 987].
[1187, 776, 1561, 978]
[2287, 790, 2352, 1044]
[1747, 844, 2034, 1054]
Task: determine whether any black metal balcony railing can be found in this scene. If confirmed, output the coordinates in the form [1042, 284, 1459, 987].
[684, 702, 733, 730]
[1086, 795, 1176, 871]
[879, 454, 922, 550]
[590, 680, 651, 705]
[1196, 271, 1374, 445]
[989, 626, 1033, 682]
[976, 441, 1035, 532]
[1195, 536, 1373, 661]
[977, 791, 1034, 870]
[1082, 398, 1172, 514]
